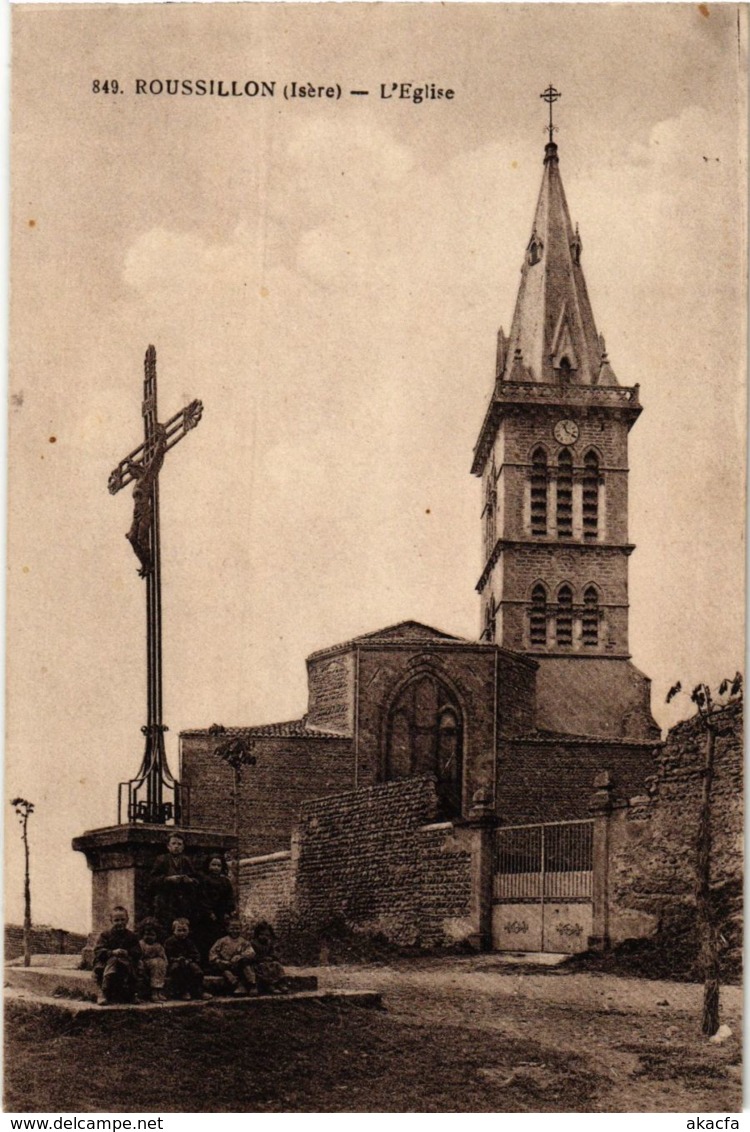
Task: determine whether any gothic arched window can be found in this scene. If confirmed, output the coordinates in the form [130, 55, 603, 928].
[530, 584, 547, 647]
[556, 584, 573, 647]
[530, 447, 548, 536]
[385, 674, 464, 819]
[556, 448, 573, 538]
[583, 450, 600, 540]
[582, 586, 600, 647]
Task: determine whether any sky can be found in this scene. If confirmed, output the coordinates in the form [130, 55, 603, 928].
[6, 3, 746, 933]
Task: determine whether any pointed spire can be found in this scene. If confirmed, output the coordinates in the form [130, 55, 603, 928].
[508, 347, 528, 383]
[495, 327, 507, 381]
[597, 334, 618, 385]
[497, 102, 615, 387]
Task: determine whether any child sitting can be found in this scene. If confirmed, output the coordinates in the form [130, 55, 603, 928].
[208, 917, 256, 996]
[251, 921, 287, 995]
[92, 905, 142, 1005]
[164, 918, 211, 1001]
[138, 918, 168, 1003]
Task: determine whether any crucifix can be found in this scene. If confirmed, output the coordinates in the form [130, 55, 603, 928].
[108, 345, 203, 825]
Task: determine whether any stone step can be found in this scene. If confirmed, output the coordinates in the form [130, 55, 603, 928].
[4, 964, 317, 1002]
[5, 986, 382, 1016]
[203, 974, 318, 993]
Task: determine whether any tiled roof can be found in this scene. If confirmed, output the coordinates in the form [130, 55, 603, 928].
[182, 719, 347, 740]
[510, 729, 660, 747]
[306, 619, 475, 660]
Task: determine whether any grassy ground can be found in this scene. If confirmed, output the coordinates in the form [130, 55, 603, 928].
[5, 997, 600, 1113]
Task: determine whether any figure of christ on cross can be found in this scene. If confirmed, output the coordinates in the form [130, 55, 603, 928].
[125, 422, 168, 578]
[109, 346, 203, 824]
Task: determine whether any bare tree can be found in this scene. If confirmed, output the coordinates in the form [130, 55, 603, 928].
[10, 797, 35, 968]
[666, 673, 742, 1036]
[214, 733, 257, 892]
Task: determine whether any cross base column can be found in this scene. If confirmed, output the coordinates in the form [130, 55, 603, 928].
[72, 823, 238, 962]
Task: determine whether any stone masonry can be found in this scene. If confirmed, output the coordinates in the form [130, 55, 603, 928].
[605, 700, 742, 958]
[240, 777, 479, 950]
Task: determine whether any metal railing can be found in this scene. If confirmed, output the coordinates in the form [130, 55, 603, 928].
[494, 818, 593, 902]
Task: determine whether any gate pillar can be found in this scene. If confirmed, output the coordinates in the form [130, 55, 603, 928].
[588, 771, 615, 951]
[455, 788, 499, 951]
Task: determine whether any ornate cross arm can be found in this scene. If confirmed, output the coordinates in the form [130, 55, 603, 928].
[540, 84, 561, 144]
[107, 399, 203, 495]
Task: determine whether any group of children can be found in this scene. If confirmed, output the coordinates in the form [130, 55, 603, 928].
[93, 905, 286, 1006]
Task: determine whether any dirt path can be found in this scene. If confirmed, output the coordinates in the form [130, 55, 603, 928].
[313, 956, 743, 1112]
[5, 957, 742, 1112]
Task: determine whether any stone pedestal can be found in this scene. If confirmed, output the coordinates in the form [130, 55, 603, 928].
[72, 824, 237, 937]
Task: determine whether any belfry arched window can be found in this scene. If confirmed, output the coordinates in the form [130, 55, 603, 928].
[582, 586, 600, 647]
[583, 451, 600, 540]
[385, 674, 464, 819]
[556, 449, 573, 538]
[530, 447, 548, 536]
[556, 584, 573, 647]
[530, 584, 547, 647]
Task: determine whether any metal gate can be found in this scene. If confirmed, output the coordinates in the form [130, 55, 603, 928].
[492, 819, 594, 953]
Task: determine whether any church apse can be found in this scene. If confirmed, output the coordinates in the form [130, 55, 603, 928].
[305, 650, 356, 735]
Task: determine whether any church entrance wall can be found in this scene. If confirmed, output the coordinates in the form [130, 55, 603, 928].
[491, 819, 594, 953]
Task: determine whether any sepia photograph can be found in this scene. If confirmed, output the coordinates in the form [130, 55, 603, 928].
[5, 1, 746, 1115]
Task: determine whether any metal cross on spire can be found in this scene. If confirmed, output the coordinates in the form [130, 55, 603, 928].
[540, 84, 562, 144]
[108, 346, 203, 825]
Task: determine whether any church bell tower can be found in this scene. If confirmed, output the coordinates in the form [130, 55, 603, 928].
[472, 89, 658, 741]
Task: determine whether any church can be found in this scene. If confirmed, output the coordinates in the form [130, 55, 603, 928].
[177, 119, 663, 953]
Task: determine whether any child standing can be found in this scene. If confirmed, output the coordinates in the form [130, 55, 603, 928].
[92, 906, 142, 1005]
[208, 918, 256, 996]
[138, 918, 168, 1003]
[196, 855, 236, 963]
[149, 833, 200, 936]
[164, 918, 211, 1001]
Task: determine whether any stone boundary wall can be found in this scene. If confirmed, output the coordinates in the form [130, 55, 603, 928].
[240, 851, 293, 932]
[606, 700, 742, 957]
[5, 924, 88, 960]
[239, 777, 479, 950]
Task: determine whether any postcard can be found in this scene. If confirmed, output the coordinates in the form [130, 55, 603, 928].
[5, 2, 745, 1116]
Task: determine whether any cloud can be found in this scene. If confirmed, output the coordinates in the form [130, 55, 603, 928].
[285, 116, 416, 184]
[627, 105, 732, 167]
[123, 227, 249, 297]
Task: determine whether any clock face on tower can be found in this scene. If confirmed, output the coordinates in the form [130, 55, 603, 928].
[553, 419, 579, 445]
